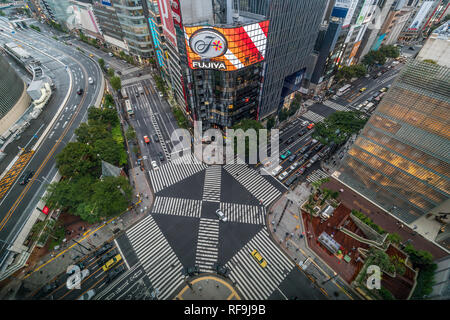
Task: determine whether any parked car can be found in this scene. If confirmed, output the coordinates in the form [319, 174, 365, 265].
[151, 161, 159, 170]
[215, 209, 228, 222]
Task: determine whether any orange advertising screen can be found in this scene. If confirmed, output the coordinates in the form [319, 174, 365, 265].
[184, 20, 269, 71]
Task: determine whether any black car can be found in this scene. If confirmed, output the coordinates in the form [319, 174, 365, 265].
[288, 154, 296, 162]
[314, 143, 323, 152]
[158, 152, 164, 161]
[99, 250, 116, 265]
[77, 88, 84, 95]
[153, 134, 159, 143]
[408, 46, 414, 50]
[95, 242, 113, 257]
[285, 137, 294, 145]
[18, 170, 34, 185]
[298, 129, 307, 136]
[285, 175, 297, 187]
[106, 265, 126, 283]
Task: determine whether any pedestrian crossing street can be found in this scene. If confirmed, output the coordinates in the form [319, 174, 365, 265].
[195, 218, 220, 272]
[151, 196, 202, 218]
[126, 215, 184, 300]
[220, 202, 266, 225]
[223, 164, 282, 207]
[306, 169, 329, 184]
[225, 228, 295, 300]
[323, 100, 349, 111]
[301, 110, 325, 123]
[148, 158, 208, 193]
[202, 165, 221, 202]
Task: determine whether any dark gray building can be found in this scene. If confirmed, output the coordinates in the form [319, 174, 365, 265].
[257, 0, 328, 119]
[92, 0, 127, 52]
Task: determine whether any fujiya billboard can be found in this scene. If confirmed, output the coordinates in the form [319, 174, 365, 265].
[184, 21, 269, 71]
[157, 0, 177, 49]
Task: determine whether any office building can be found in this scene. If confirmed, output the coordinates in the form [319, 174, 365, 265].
[39, 0, 71, 24]
[0, 57, 32, 136]
[111, 0, 153, 61]
[336, 59, 450, 247]
[155, 0, 327, 130]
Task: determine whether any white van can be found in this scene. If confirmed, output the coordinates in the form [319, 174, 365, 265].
[271, 165, 283, 176]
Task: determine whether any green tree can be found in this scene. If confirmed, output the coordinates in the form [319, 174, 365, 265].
[387, 233, 402, 245]
[93, 137, 123, 166]
[98, 58, 105, 70]
[107, 68, 115, 77]
[368, 247, 396, 274]
[126, 126, 136, 141]
[87, 106, 119, 127]
[104, 93, 115, 108]
[266, 117, 276, 131]
[55, 142, 101, 178]
[90, 176, 132, 218]
[379, 45, 400, 59]
[44, 176, 95, 212]
[75, 123, 109, 145]
[110, 76, 122, 91]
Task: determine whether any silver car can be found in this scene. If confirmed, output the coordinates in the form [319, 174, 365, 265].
[215, 209, 228, 222]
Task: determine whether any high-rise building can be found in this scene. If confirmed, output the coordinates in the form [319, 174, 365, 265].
[92, 0, 129, 53]
[39, 0, 71, 23]
[154, 0, 327, 130]
[110, 0, 153, 61]
[0, 57, 32, 136]
[335, 59, 449, 246]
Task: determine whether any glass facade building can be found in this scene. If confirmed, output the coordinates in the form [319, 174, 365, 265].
[336, 60, 450, 224]
[111, 0, 152, 58]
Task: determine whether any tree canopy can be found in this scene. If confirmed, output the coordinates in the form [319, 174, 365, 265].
[110, 76, 122, 91]
[313, 111, 367, 145]
[336, 64, 367, 81]
[55, 142, 101, 178]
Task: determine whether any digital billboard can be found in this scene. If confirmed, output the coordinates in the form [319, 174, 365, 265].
[148, 17, 164, 67]
[184, 20, 269, 71]
[332, 0, 350, 18]
[157, 0, 177, 49]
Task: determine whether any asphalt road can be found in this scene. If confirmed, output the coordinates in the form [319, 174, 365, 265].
[0, 21, 103, 264]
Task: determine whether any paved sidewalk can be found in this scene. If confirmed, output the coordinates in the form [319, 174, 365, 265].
[174, 275, 240, 300]
[267, 182, 360, 300]
[0, 165, 154, 300]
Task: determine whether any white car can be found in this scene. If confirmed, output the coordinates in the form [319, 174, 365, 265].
[278, 171, 288, 180]
[151, 161, 159, 170]
[77, 289, 95, 300]
[108, 52, 114, 57]
[88, 77, 94, 84]
[290, 162, 299, 171]
[215, 209, 228, 222]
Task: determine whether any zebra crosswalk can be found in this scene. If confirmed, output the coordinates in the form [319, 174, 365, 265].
[323, 100, 349, 111]
[301, 110, 325, 123]
[306, 169, 329, 183]
[224, 164, 281, 207]
[151, 196, 202, 218]
[225, 228, 295, 300]
[202, 165, 221, 202]
[126, 215, 184, 300]
[195, 218, 220, 272]
[151, 114, 170, 160]
[148, 160, 208, 193]
[220, 202, 266, 225]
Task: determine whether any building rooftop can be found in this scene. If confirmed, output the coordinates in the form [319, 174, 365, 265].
[431, 21, 450, 40]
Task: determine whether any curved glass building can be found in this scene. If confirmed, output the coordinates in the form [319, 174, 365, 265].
[0, 56, 31, 136]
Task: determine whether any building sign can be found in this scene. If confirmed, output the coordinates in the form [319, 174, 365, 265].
[408, 0, 434, 30]
[171, 0, 182, 28]
[355, 0, 371, 26]
[343, 0, 359, 27]
[189, 29, 228, 58]
[148, 17, 164, 67]
[184, 20, 269, 71]
[101, 0, 112, 6]
[349, 41, 361, 59]
[372, 33, 386, 51]
[332, 0, 351, 18]
[157, 0, 177, 49]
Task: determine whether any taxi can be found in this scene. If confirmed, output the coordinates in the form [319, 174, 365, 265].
[102, 254, 122, 272]
[251, 250, 267, 268]
[359, 87, 367, 92]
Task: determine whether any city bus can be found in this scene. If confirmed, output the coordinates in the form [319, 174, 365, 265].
[336, 84, 351, 96]
[125, 99, 134, 115]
